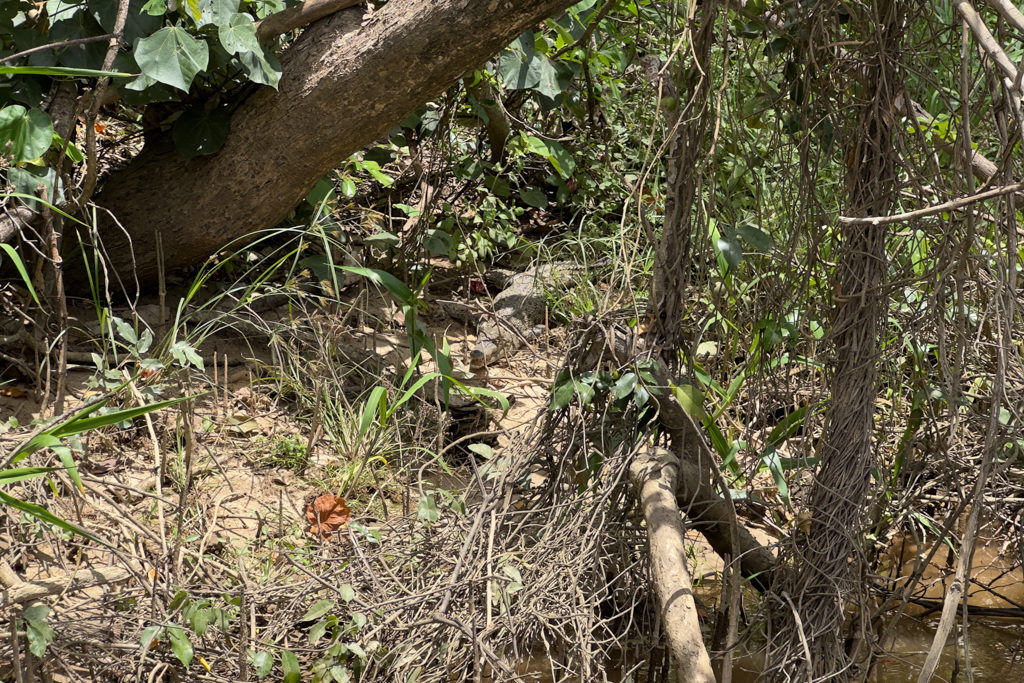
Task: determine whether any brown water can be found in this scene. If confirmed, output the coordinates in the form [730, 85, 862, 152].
[866, 533, 1024, 680]
[516, 533, 1024, 681]
[517, 621, 1024, 682]
[870, 617, 1024, 681]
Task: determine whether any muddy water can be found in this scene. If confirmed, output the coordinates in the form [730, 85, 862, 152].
[871, 617, 1024, 681]
[867, 534, 1024, 679]
[518, 620, 1024, 682]
[516, 531, 1024, 682]
[712, 618, 1024, 682]
[881, 535, 1024, 613]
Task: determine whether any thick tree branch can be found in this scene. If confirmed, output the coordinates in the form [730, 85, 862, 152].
[982, 0, 1024, 32]
[630, 447, 716, 683]
[0, 564, 136, 608]
[955, 0, 1021, 86]
[88, 0, 580, 285]
[0, 206, 36, 245]
[592, 326, 777, 592]
[255, 0, 363, 43]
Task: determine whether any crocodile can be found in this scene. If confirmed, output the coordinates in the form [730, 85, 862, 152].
[454, 262, 587, 370]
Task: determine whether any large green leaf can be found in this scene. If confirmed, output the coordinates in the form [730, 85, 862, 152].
[50, 395, 196, 438]
[523, 134, 575, 178]
[340, 266, 415, 304]
[498, 33, 541, 90]
[141, 0, 167, 15]
[519, 186, 547, 209]
[237, 49, 281, 89]
[736, 223, 773, 252]
[0, 106, 54, 162]
[23, 605, 54, 658]
[248, 649, 273, 678]
[134, 26, 209, 91]
[184, 0, 201, 21]
[47, 8, 108, 69]
[532, 58, 570, 101]
[281, 650, 301, 683]
[199, 0, 239, 28]
[218, 12, 259, 55]
[8, 165, 63, 208]
[715, 231, 743, 271]
[166, 625, 194, 667]
[172, 106, 230, 159]
[7, 393, 196, 465]
[45, 0, 83, 22]
[0, 467, 56, 485]
[90, 0, 162, 43]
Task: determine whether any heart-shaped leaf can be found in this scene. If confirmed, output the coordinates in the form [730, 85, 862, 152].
[218, 12, 259, 55]
[0, 106, 54, 162]
[134, 26, 209, 92]
[236, 48, 281, 89]
[172, 106, 230, 159]
[199, 0, 239, 28]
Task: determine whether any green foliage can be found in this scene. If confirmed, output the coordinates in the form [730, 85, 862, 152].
[0, 0, 287, 186]
[23, 604, 55, 658]
[1, 386, 194, 543]
[551, 360, 658, 416]
[293, 587, 374, 683]
[0, 105, 53, 162]
[139, 590, 236, 670]
[0, 242, 40, 304]
[258, 435, 308, 471]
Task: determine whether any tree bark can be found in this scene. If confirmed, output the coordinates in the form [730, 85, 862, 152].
[630, 447, 716, 683]
[82, 0, 576, 286]
[768, 0, 901, 678]
[254, 0, 361, 43]
[649, 0, 719, 351]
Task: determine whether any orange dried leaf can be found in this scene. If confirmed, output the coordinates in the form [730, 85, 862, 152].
[306, 494, 351, 540]
[637, 312, 656, 333]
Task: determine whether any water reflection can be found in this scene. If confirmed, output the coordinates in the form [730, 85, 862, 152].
[870, 618, 1024, 682]
[514, 618, 1024, 682]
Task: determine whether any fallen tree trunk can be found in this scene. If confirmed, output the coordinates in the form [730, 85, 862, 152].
[629, 447, 716, 683]
[674, 456, 775, 593]
[84, 0, 577, 285]
[587, 323, 777, 592]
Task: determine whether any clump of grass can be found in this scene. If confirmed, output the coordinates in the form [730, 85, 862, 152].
[254, 435, 309, 472]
